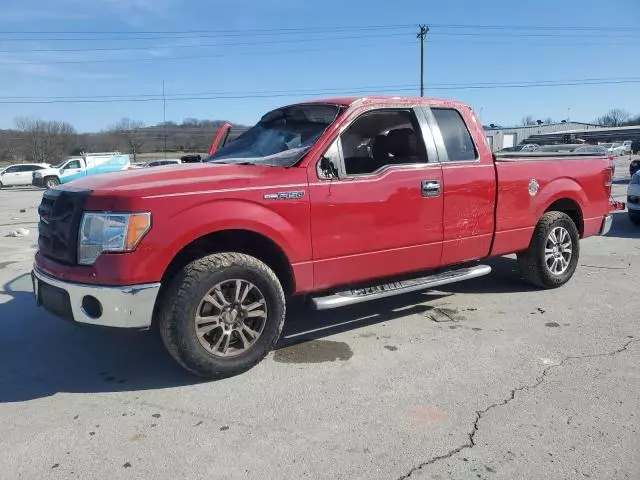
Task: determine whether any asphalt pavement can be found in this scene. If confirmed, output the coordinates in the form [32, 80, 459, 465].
[0, 157, 638, 480]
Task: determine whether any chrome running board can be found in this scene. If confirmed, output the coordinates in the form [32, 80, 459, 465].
[311, 265, 491, 310]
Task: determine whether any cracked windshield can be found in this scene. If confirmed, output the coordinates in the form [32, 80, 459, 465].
[0, 0, 638, 479]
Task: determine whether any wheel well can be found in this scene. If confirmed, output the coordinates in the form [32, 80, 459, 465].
[161, 229, 295, 295]
[545, 199, 584, 237]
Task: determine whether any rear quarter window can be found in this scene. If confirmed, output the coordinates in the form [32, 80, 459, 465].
[431, 108, 478, 161]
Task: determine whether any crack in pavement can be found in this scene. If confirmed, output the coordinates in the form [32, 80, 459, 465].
[396, 338, 638, 480]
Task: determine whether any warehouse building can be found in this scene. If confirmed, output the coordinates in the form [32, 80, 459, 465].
[483, 121, 599, 152]
[524, 124, 640, 146]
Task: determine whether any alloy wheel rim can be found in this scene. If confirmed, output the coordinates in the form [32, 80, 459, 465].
[545, 226, 572, 275]
[194, 279, 267, 358]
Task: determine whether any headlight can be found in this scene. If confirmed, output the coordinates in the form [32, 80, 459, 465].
[631, 174, 640, 185]
[78, 212, 151, 265]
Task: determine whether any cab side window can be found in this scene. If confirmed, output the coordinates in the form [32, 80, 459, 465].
[431, 108, 477, 162]
[4, 166, 18, 173]
[339, 109, 427, 176]
[65, 160, 82, 169]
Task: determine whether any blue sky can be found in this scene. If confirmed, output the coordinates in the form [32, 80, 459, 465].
[1, 0, 639, 132]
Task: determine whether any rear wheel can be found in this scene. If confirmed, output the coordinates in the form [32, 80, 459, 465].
[517, 211, 580, 289]
[44, 176, 59, 189]
[159, 252, 286, 379]
[630, 212, 640, 226]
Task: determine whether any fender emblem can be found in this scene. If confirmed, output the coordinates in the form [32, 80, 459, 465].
[528, 179, 539, 196]
[263, 190, 305, 200]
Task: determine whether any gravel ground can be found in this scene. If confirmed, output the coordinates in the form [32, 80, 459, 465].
[0, 157, 638, 480]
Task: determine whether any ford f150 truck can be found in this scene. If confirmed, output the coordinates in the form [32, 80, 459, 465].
[32, 96, 622, 378]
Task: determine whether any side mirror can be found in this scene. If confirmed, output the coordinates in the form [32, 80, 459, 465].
[320, 156, 339, 179]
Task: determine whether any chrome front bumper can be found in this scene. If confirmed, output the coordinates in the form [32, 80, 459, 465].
[32, 266, 160, 329]
[600, 214, 613, 236]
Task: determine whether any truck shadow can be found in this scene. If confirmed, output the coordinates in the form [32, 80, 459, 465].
[604, 211, 640, 239]
[0, 273, 452, 402]
[0, 254, 548, 403]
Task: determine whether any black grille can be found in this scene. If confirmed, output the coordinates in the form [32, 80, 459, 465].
[37, 188, 91, 265]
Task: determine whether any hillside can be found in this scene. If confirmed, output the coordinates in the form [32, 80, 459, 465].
[0, 119, 249, 165]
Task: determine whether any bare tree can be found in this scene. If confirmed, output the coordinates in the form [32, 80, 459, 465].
[595, 109, 631, 127]
[14, 117, 77, 163]
[543, 117, 555, 125]
[110, 118, 146, 161]
[521, 115, 536, 126]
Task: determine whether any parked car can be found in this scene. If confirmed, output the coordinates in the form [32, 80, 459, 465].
[32, 152, 130, 189]
[31, 96, 621, 379]
[144, 159, 182, 167]
[622, 140, 633, 153]
[628, 172, 640, 225]
[599, 143, 627, 156]
[0, 163, 49, 188]
[610, 143, 628, 156]
[573, 145, 608, 155]
[497, 144, 538, 153]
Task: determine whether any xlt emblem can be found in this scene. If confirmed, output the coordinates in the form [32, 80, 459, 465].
[264, 190, 305, 200]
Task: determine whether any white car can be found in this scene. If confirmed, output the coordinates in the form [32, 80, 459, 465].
[622, 140, 633, 154]
[607, 143, 627, 157]
[0, 163, 49, 188]
[628, 172, 640, 226]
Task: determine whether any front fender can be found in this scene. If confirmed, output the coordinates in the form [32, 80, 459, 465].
[157, 198, 312, 273]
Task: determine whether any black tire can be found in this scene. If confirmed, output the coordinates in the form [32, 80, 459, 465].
[158, 252, 286, 379]
[0, 181, 3, 189]
[517, 211, 580, 289]
[44, 176, 59, 189]
[630, 212, 640, 226]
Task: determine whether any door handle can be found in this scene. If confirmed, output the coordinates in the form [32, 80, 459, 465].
[421, 179, 441, 197]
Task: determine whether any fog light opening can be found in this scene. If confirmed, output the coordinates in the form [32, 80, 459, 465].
[82, 295, 103, 319]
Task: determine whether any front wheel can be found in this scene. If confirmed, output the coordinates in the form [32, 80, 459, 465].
[517, 211, 580, 289]
[44, 176, 60, 189]
[159, 252, 286, 379]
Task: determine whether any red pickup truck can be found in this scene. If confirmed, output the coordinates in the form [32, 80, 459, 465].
[32, 96, 620, 378]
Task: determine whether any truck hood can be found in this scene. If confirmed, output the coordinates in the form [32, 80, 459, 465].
[66, 162, 307, 198]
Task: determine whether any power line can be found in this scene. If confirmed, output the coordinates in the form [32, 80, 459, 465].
[1, 78, 639, 105]
[0, 25, 414, 42]
[0, 22, 636, 36]
[4, 37, 637, 66]
[0, 32, 410, 53]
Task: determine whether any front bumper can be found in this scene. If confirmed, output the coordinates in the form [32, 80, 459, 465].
[32, 266, 160, 329]
[600, 214, 613, 236]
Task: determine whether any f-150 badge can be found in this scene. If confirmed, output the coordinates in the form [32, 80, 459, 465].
[263, 190, 305, 200]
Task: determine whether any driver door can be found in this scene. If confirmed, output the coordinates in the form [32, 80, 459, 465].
[308, 108, 443, 291]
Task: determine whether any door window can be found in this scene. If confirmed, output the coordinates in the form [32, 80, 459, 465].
[431, 108, 478, 161]
[64, 160, 82, 170]
[337, 109, 428, 176]
[3, 166, 19, 173]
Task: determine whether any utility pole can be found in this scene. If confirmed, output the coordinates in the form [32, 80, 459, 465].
[417, 25, 429, 97]
[162, 80, 167, 159]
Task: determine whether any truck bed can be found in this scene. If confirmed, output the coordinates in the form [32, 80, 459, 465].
[490, 152, 612, 256]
